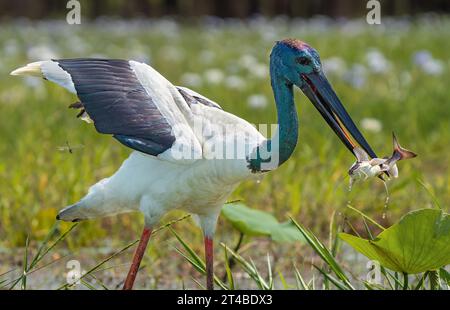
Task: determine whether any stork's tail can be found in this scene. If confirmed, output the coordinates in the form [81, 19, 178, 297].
[10, 61, 45, 77]
[56, 203, 87, 222]
[11, 60, 77, 94]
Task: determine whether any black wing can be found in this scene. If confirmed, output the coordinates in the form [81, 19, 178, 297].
[56, 59, 176, 156]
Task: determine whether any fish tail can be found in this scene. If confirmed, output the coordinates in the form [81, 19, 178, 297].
[392, 132, 417, 161]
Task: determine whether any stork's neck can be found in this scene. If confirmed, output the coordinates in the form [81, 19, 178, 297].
[247, 66, 298, 172]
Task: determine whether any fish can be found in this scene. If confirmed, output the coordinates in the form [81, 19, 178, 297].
[348, 133, 417, 182]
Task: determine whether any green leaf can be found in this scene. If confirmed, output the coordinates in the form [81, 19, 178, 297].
[222, 203, 304, 243]
[339, 209, 450, 274]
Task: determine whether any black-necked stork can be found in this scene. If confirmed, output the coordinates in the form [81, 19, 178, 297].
[11, 39, 377, 290]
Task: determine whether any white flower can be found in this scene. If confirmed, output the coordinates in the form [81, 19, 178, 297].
[413, 51, 444, 75]
[413, 51, 432, 66]
[67, 36, 88, 54]
[422, 60, 444, 75]
[247, 94, 268, 109]
[366, 49, 390, 73]
[89, 53, 107, 58]
[161, 46, 183, 61]
[238, 54, 257, 69]
[343, 64, 367, 89]
[180, 72, 203, 88]
[361, 118, 382, 133]
[225, 75, 245, 90]
[204, 68, 224, 84]
[322, 57, 346, 76]
[27, 45, 58, 61]
[3, 39, 19, 56]
[23, 76, 43, 88]
[251, 63, 269, 79]
[199, 50, 215, 64]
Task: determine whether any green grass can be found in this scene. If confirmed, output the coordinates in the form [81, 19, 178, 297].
[0, 17, 449, 288]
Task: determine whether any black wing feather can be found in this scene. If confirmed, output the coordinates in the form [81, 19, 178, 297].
[56, 59, 176, 156]
[177, 86, 222, 110]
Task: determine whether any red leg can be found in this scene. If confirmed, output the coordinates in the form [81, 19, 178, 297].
[123, 227, 152, 290]
[204, 236, 214, 290]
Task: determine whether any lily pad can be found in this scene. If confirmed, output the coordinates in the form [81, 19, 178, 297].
[222, 203, 304, 243]
[339, 208, 450, 274]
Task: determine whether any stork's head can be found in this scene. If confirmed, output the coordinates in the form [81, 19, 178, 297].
[270, 38, 377, 158]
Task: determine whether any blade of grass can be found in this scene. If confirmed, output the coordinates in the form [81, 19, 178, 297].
[363, 281, 385, 290]
[32, 223, 79, 269]
[153, 214, 191, 235]
[313, 265, 349, 290]
[278, 271, 288, 289]
[417, 179, 441, 209]
[308, 276, 315, 290]
[394, 272, 400, 290]
[266, 254, 273, 289]
[170, 228, 204, 269]
[402, 272, 409, 290]
[81, 278, 97, 290]
[223, 246, 235, 290]
[28, 222, 60, 270]
[0, 268, 17, 279]
[345, 205, 386, 230]
[57, 238, 138, 290]
[290, 216, 354, 290]
[220, 243, 269, 290]
[414, 271, 428, 290]
[21, 235, 30, 290]
[171, 228, 228, 290]
[191, 277, 206, 290]
[293, 263, 308, 290]
[221, 232, 244, 283]
[87, 273, 110, 290]
[9, 223, 78, 290]
[249, 258, 269, 290]
[380, 267, 394, 290]
[173, 246, 205, 274]
[362, 217, 375, 240]
[428, 270, 440, 290]
[384, 270, 404, 290]
[3, 254, 68, 289]
[439, 268, 450, 288]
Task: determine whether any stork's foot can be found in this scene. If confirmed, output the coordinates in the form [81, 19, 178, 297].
[123, 227, 152, 290]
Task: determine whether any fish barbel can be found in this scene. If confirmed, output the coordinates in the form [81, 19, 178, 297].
[349, 133, 417, 181]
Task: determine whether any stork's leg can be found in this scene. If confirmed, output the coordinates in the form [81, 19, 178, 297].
[123, 227, 152, 290]
[199, 212, 219, 290]
[204, 236, 214, 290]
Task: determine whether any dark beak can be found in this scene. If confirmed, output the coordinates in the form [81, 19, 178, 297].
[300, 71, 377, 158]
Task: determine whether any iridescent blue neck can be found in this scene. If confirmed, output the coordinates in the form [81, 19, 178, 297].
[247, 59, 298, 172]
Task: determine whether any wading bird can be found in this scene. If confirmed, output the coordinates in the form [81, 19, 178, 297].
[11, 39, 377, 290]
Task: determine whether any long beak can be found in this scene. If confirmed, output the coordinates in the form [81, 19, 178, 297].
[300, 71, 377, 158]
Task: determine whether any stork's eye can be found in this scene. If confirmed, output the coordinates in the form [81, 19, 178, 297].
[296, 57, 311, 66]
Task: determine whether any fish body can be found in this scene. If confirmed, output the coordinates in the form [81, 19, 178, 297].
[349, 133, 417, 181]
